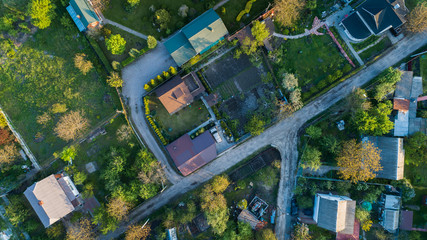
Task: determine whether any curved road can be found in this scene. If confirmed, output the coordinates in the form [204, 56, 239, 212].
[111, 31, 427, 240]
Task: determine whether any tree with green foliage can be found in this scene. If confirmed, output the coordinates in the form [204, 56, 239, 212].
[163, 209, 176, 229]
[154, 9, 171, 29]
[59, 145, 78, 162]
[292, 223, 311, 240]
[178, 201, 197, 224]
[46, 222, 65, 239]
[147, 35, 157, 49]
[74, 53, 93, 75]
[107, 72, 124, 88]
[256, 228, 277, 240]
[0, 113, 7, 129]
[92, 206, 119, 234]
[300, 145, 322, 171]
[306, 0, 316, 10]
[5, 196, 29, 226]
[354, 101, 394, 136]
[251, 20, 270, 45]
[404, 132, 427, 167]
[374, 68, 402, 101]
[169, 66, 177, 75]
[320, 135, 340, 154]
[392, 178, 415, 202]
[241, 36, 258, 55]
[200, 185, 229, 235]
[29, 0, 56, 29]
[73, 171, 87, 185]
[282, 73, 299, 90]
[127, 0, 140, 8]
[305, 125, 322, 139]
[211, 175, 230, 194]
[106, 34, 126, 55]
[139, 183, 158, 200]
[245, 115, 265, 136]
[51, 103, 68, 114]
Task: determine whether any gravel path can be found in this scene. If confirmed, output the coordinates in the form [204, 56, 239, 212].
[101, 31, 427, 240]
[103, 19, 148, 40]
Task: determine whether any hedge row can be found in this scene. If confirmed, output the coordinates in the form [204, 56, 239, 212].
[87, 37, 113, 73]
[146, 116, 168, 145]
[236, 0, 257, 21]
[220, 120, 232, 138]
[122, 47, 149, 67]
[144, 66, 177, 91]
[196, 71, 212, 94]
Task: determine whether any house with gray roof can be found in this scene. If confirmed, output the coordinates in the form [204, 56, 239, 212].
[313, 193, 356, 234]
[364, 136, 405, 180]
[164, 9, 228, 66]
[340, 0, 408, 41]
[66, 0, 101, 32]
[24, 174, 81, 227]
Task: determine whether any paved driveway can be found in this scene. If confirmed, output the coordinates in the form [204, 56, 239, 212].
[122, 43, 182, 184]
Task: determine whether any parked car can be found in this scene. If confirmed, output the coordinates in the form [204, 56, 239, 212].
[210, 127, 222, 143]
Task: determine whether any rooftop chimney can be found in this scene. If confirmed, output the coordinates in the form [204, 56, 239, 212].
[38, 200, 43, 206]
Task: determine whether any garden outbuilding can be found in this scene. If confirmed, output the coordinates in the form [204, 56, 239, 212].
[66, 0, 101, 32]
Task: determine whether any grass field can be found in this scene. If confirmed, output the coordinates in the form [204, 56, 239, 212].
[149, 97, 210, 141]
[359, 37, 392, 62]
[407, 187, 427, 228]
[104, 0, 220, 38]
[97, 24, 147, 63]
[0, 16, 118, 163]
[278, 33, 348, 88]
[351, 35, 381, 52]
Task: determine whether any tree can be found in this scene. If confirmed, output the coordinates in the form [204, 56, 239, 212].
[211, 175, 230, 194]
[154, 9, 171, 29]
[256, 228, 277, 240]
[107, 196, 131, 221]
[251, 20, 270, 45]
[200, 185, 229, 235]
[290, 89, 303, 110]
[5, 196, 29, 226]
[374, 82, 394, 101]
[117, 124, 133, 142]
[163, 209, 176, 229]
[46, 222, 65, 239]
[300, 146, 322, 171]
[29, 0, 56, 29]
[241, 36, 258, 55]
[337, 139, 382, 183]
[404, 132, 427, 166]
[107, 72, 124, 88]
[237, 221, 253, 240]
[74, 53, 93, 75]
[406, 2, 427, 33]
[292, 223, 311, 240]
[138, 161, 166, 184]
[245, 115, 265, 136]
[139, 183, 158, 200]
[0, 144, 19, 165]
[274, 0, 305, 27]
[36, 112, 51, 126]
[73, 171, 87, 185]
[127, 0, 140, 8]
[354, 102, 394, 136]
[0, 113, 7, 128]
[147, 35, 157, 49]
[54, 110, 89, 141]
[125, 224, 150, 240]
[66, 218, 95, 240]
[0, 129, 12, 145]
[345, 88, 370, 116]
[282, 73, 298, 90]
[306, 0, 316, 10]
[51, 103, 68, 114]
[392, 178, 415, 202]
[305, 125, 321, 139]
[106, 34, 126, 55]
[169, 66, 177, 75]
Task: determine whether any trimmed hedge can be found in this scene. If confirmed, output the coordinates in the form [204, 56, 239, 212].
[87, 37, 113, 73]
[144, 96, 168, 145]
[121, 47, 148, 67]
[236, 0, 257, 21]
[196, 71, 212, 93]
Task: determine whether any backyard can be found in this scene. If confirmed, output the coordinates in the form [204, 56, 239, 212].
[0, 16, 118, 163]
[421, 54, 427, 93]
[406, 187, 427, 229]
[359, 37, 392, 62]
[147, 97, 210, 141]
[103, 0, 221, 39]
[96, 24, 148, 63]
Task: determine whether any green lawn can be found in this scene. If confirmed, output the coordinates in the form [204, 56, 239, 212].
[216, 80, 240, 100]
[0, 18, 118, 163]
[97, 24, 147, 63]
[351, 35, 381, 52]
[407, 187, 427, 228]
[359, 37, 392, 62]
[277, 33, 348, 88]
[217, 0, 273, 34]
[103, 0, 220, 39]
[149, 97, 210, 141]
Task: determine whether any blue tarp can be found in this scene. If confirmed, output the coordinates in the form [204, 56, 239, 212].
[66, 5, 86, 32]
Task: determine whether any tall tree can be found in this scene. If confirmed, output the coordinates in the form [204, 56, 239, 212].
[66, 218, 95, 240]
[107, 72, 124, 88]
[406, 2, 427, 33]
[29, 0, 56, 29]
[404, 132, 427, 166]
[292, 223, 311, 240]
[210, 175, 230, 194]
[200, 185, 229, 235]
[282, 73, 299, 90]
[74, 53, 93, 75]
[305, 125, 322, 139]
[300, 145, 321, 171]
[54, 110, 89, 141]
[125, 224, 151, 240]
[337, 139, 382, 183]
[154, 9, 171, 29]
[354, 102, 394, 136]
[251, 20, 270, 45]
[274, 0, 305, 27]
[5, 196, 29, 226]
[245, 115, 265, 136]
[0, 144, 19, 165]
[256, 228, 277, 240]
[106, 34, 126, 55]
[107, 196, 131, 221]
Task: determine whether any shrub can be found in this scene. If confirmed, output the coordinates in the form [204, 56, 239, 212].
[163, 71, 170, 79]
[154, 9, 171, 29]
[129, 48, 140, 58]
[112, 61, 121, 71]
[333, 70, 343, 80]
[150, 79, 156, 87]
[106, 34, 126, 55]
[144, 84, 151, 91]
[147, 35, 157, 49]
[343, 64, 352, 73]
[189, 55, 201, 66]
[169, 66, 177, 75]
[236, 0, 257, 21]
[156, 75, 163, 82]
[146, 116, 167, 145]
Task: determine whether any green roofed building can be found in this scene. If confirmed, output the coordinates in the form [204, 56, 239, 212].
[164, 9, 228, 66]
[66, 0, 100, 32]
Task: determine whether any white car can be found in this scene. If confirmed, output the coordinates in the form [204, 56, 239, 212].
[210, 127, 223, 143]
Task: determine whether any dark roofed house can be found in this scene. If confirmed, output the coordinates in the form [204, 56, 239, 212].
[156, 72, 205, 115]
[24, 174, 80, 227]
[364, 136, 404, 180]
[340, 0, 408, 41]
[66, 0, 100, 32]
[238, 209, 261, 230]
[164, 9, 228, 66]
[313, 193, 356, 234]
[166, 131, 217, 176]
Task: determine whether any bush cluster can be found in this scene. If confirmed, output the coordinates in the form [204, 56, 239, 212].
[146, 116, 167, 145]
[121, 47, 148, 67]
[236, 0, 257, 21]
[143, 66, 177, 92]
[220, 120, 232, 138]
[197, 71, 212, 93]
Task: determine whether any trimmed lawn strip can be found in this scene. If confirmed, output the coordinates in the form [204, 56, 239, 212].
[97, 24, 148, 63]
[148, 97, 210, 141]
[421, 54, 427, 94]
[406, 186, 427, 227]
[351, 35, 381, 52]
[103, 0, 220, 39]
[359, 37, 392, 62]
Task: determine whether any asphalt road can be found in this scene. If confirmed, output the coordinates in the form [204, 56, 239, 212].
[109, 31, 427, 240]
[121, 43, 182, 184]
